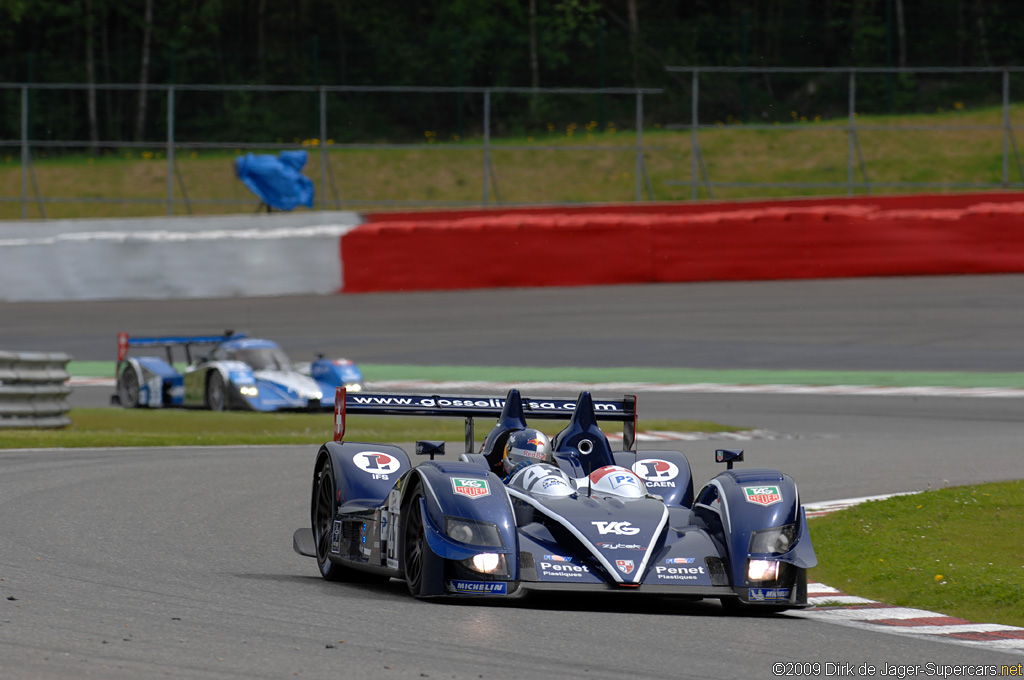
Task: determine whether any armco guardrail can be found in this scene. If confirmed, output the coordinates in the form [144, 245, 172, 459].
[0, 351, 72, 429]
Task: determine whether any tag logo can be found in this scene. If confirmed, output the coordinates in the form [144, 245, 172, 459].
[743, 485, 782, 506]
[616, 559, 635, 574]
[452, 477, 490, 498]
[592, 521, 640, 535]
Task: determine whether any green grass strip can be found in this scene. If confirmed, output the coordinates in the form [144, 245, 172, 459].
[68, 361, 1024, 389]
[0, 408, 735, 449]
[810, 480, 1024, 628]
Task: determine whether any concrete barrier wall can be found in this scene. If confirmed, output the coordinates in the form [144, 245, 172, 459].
[343, 194, 1024, 292]
[4, 194, 1023, 301]
[0, 212, 361, 301]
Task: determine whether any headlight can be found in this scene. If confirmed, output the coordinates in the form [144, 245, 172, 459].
[749, 524, 797, 555]
[747, 559, 780, 582]
[239, 385, 259, 397]
[347, 383, 362, 392]
[445, 517, 503, 547]
[466, 552, 504, 574]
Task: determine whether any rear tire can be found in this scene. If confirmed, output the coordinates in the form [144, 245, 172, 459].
[207, 372, 227, 411]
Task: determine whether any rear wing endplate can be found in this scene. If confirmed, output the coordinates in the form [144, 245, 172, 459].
[332, 387, 637, 452]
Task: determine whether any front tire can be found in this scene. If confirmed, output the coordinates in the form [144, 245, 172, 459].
[207, 372, 227, 411]
[118, 366, 140, 408]
[312, 457, 346, 582]
[403, 488, 429, 597]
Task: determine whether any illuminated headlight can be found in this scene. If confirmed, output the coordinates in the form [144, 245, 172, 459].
[445, 517, 503, 547]
[464, 552, 506, 574]
[346, 383, 362, 393]
[239, 386, 259, 397]
[747, 559, 780, 582]
[749, 524, 797, 555]
[309, 389, 323, 399]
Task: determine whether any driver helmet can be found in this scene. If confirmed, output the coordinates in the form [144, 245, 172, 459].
[502, 429, 553, 477]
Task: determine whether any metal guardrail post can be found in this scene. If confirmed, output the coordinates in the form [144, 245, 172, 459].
[0, 351, 72, 429]
[319, 87, 328, 210]
[691, 71, 699, 201]
[167, 85, 175, 216]
[1003, 69, 1010, 189]
[483, 90, 491, 206]
[848, 71, 856, 196]
[21, 86, 28, 219]
[635, 91, 643, 202]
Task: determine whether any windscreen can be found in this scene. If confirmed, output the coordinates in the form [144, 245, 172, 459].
[234, 347, 292, 371]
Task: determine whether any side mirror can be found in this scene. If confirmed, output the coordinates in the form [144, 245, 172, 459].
[715, 448, 744, 470]
[416, 440, 446, 460]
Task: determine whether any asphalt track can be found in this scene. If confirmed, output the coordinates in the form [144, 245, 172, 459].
[3, 276, 1024, 677]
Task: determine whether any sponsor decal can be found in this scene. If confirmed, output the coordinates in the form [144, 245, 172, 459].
[354, 452, 402, 479]
[592, 521, 640, 536]
[330, 520, 342, 554]
[540, 561, 590, 578]
[350, 394, 624, 414]
[631, 459, 680, 482]
[666, 557, 695, 564]
[749, 587, 791, 601]
[446, 580, 507, 595]
[616, 559, 635, 574]
[654, 565, 706, 581]
[521, 449, 547, 459]
[609, 473, 643, 490]
[543, 554, 572, 562]
[597, 542, 645, 550]
[451, 477, 490, 498]
[526, 437, 546, 447]
[744, 485, 783, 507]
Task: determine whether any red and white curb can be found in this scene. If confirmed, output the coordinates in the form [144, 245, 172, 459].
[800, 494, 1024, 653]
[792, 584, 1024, 652]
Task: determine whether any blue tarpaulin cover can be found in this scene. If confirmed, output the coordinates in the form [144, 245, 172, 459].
[234, 150, 315, 211]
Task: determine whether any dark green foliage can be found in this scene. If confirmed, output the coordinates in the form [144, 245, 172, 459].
[2, 1, 1024, 143]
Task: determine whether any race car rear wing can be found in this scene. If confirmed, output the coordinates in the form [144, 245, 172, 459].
[333, 387, 637, 452]
[116, 330, 246, 371]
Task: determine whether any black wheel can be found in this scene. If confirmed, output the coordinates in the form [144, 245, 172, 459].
[403, 488, 428, 597]
[206, 372, 227, 411]
[312, 458, 346, 582]
[118, 366, 140, 408]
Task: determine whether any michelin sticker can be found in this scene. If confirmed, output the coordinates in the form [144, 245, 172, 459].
[446, 580, 507, 595]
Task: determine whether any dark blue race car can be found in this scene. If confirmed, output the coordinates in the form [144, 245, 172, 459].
[292, 387, 816, 610]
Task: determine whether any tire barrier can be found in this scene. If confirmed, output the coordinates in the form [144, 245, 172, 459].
[343, 194, 1024, 292]
[0, 351, 72, 429]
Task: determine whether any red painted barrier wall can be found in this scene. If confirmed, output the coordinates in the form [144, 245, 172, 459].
[342, 194, 1024, 293]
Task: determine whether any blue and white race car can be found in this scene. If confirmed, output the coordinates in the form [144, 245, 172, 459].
[112, 331, 363, 411]
[293, 387, 816, 610]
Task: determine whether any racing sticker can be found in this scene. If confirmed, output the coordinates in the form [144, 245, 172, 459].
[666, 557, 695, 564]
[354, 451, 402, 477]
[743, 485, 783, 506]
[446, 580, 507, 595]
[451, 477, 490, 499]
[616, 559, 635, 574]
[539, 561, 590, 578]
[330, 520, 342, 554]
[749, 587, 791, 601]
[631, 459, 679, 487]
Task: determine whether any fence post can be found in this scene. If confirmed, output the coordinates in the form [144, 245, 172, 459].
[1003, 69, 1010, 189]
[483, 90, 491, 205]
[319, 87, 327, 209]
[635, 91, 643, 202]
[848, 71, 856, 196]
[691, 70, 699, 201]
[166, 86, 175, 216]
[20, 86, 28, 219]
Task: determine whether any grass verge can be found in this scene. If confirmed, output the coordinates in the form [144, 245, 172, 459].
[0, 408, 738, 449]
[810, 480, 1024, 628]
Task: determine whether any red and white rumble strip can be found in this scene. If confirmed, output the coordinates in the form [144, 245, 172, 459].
[792, 583, 1024, 652]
